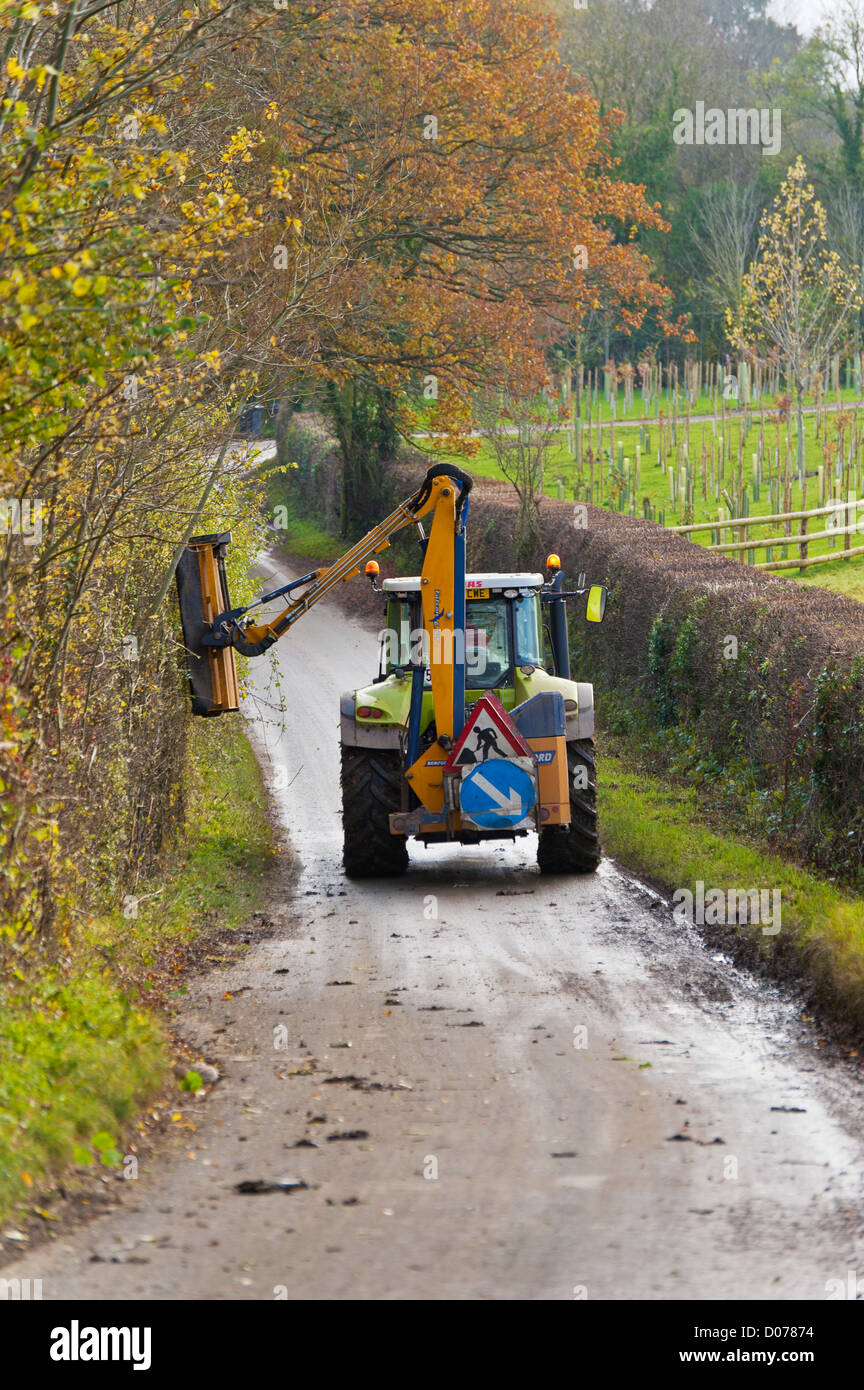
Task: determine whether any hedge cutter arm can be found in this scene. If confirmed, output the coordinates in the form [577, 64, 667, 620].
[175, 463, 473, 717]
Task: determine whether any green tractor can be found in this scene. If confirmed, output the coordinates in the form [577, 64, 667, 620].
[175, 463, 606, 879]
[340, 541, 606, 878]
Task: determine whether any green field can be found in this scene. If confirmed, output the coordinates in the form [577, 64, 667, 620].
[418, 387, 864, 602]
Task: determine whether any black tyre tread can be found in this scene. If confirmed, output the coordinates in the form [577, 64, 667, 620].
[537, 737, 600, 875]
[341, 745, 409, 878]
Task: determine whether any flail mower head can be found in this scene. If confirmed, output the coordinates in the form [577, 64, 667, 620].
[175, 532, 240, 716]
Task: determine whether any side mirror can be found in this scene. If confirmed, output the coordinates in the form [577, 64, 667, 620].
[586, 585, 607, 623]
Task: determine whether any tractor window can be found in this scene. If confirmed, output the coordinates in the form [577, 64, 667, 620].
[513, 594, 543, 666]
[382, 593, 538, 685]
[382, 597, 413, 671]
[465, 599, 511, 687]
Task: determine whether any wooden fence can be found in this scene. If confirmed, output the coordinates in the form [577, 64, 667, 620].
[669, 497, 864, 572]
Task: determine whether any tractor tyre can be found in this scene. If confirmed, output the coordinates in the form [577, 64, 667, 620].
[537, 737, 600, 875]
[341, 745, 409, 878]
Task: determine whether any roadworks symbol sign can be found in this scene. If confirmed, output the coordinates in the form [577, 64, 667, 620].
[444, 693, 532, 770]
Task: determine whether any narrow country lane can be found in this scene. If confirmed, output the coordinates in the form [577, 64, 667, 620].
[5, 554, 863, 1301]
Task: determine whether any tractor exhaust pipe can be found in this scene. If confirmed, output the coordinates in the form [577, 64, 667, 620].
[546, 569, 571, 680]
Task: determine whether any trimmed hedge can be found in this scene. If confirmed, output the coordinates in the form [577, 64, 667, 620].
[275, 420, 864, 883]
[467, 483, 864, 883]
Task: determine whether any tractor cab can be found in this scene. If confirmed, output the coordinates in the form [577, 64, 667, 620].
[380, 573, 545, 691]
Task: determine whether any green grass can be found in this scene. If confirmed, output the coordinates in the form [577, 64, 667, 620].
[421, 390, 864, 602]
[431, 404, 864, 526]
[265, 475, 345, 564]
[797, 555, 864, 603]
[412, 384, 864, 430]
[585, 385, 864, 424]
[0, 978, 167, 1223]
[0, 719, 273, 1227]
[600, 750, 864, 1030]
[83, 717, 275, 972]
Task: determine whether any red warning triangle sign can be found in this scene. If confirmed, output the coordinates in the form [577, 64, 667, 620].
[444, 693, 532, 771]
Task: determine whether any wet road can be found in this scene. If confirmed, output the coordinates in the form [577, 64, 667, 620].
[5, 555, 863, 1300]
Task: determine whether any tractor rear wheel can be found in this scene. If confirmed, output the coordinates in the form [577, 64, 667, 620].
[537, 738, 600, 875]
[341, 745, 409, 878]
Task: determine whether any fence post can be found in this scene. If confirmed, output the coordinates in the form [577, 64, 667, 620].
[738, 489, 748, 562]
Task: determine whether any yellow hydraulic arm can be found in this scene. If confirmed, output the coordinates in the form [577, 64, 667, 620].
[176, 464, 473, 716]
[400, 469, 470, 812]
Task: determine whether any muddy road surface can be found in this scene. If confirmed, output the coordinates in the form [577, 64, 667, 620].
[6, 556, 863, 1300]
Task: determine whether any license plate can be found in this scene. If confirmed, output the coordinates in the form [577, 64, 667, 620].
[466, 588, 490, 600]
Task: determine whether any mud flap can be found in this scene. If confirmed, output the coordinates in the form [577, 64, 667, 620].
[175, 532, 240, 716]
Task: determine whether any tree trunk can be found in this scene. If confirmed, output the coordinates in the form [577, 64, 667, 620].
[795, 380, 805, 498]
[326, 379, 397, 539]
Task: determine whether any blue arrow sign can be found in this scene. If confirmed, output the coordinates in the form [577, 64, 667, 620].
[460, 760, 535, 829]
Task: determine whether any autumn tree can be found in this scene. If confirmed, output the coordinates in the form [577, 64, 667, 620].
[0, 0, 677, 948]
[729, 157, 861, 476]
[0, 0, 311, 944]
[217, 0, 673, 530]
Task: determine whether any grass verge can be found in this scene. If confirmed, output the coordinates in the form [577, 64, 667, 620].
[263, 475, 345, 564]
[0, 718, 274, 1229]
[600, 749, 864, 1034]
